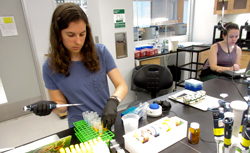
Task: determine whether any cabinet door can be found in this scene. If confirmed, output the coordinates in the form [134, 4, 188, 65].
[214, 0, 250, 14]
[214, 0, 230, 14]
[229, 0, 250, 14]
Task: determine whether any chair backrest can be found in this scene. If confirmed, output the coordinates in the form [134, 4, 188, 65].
[132, 64, 173, 98]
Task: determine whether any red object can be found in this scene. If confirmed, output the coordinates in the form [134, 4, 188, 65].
[152, 48, 158, 55]
[146, 49, 155, 56]
[140, 50, 147, 57]
[134, 51, 140, 58]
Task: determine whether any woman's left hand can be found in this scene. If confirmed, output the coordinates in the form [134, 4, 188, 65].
[101, 98, 119, 130]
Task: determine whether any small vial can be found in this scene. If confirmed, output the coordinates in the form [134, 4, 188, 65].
[188, 122, 200, 144]
[59, 148, 65, 153]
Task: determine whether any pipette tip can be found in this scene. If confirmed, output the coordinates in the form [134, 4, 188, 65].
[23, 106, 29, 111]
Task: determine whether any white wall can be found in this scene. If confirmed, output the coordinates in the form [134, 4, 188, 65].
[192, 0, 250, 44]
[192, 0, 217, 44]
[21, 0, 56, 100]
[87, 0, 136, 109]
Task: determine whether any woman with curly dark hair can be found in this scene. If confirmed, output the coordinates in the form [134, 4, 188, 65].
[29, 3, 128, 129]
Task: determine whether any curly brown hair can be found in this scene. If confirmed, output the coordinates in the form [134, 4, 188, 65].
[49, 3, 100, 77]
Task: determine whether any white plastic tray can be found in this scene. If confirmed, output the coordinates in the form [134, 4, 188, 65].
[123, 116, 187, 153]
[169, 89, 220, 111]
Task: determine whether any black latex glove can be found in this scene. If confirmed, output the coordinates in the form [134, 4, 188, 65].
[101, 98, 119, 130]
[32, 101, 57, 116]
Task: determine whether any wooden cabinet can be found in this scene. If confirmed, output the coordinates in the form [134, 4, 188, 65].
[214, 0, 250, 14]
[200, 50, 209, 64]
[139, 58, 161, 65]
[241, 51, 250, 68]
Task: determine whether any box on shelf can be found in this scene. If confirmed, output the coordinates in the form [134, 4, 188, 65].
[123, 116, 188, 153]
[134, 51, 140, 58]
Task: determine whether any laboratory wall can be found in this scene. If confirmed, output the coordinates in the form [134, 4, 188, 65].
[21, 0, 56, 100]
[192, 0, 250, 44]
[0, 0, 42, 121]
[192, 0, 217, 44]
[87, 0, 136, 109]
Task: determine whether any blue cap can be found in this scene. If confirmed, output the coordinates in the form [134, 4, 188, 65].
[149, 103, 159, 109]
[135, 47, 142, 50]
[147, 45, 153, 49]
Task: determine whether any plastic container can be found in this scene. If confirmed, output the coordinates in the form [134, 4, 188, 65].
[134, 51, 140, 58]
[123, 116, 187, 153]
[121, 114, 140, 134]
[73, 120, 115, 146]
[185, 79, 203, 91]
[188, 122, 200, 144]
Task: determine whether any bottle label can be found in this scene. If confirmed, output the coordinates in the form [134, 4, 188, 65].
[188, 130, 192, 141]
[218, 120, 224, 127]
[241, 136, 250, 148]
[214, 128, 224, 136]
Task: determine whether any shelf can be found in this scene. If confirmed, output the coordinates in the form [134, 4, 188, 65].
[178, 63, 204, 72]
[175, 45, 210, 90]
[177, 45, 211, 53]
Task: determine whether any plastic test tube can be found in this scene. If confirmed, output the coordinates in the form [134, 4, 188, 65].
[59, 148, 65, 153]
[74, 144, 82, 153]
[79, 143, 87, 153]
[84, 142, 92, 153]
[65, 147, 71, 153]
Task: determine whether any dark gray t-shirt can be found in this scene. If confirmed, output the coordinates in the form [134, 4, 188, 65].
[203, 42, 237, 69]
[43, 44, 117, 128]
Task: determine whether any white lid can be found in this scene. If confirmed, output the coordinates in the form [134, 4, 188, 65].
[230, 101, 248, 111]
[190, 122, 200, 129]
[219, 107, 224, 112]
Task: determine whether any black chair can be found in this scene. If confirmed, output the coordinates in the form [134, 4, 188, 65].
[131, 64, 173, 99]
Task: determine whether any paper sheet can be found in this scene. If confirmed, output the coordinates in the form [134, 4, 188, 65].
[5, 134, 59, 153]
[0, 16, 18, 37]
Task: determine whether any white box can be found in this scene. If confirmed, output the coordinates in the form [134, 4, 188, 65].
[123, 116, 188, 153]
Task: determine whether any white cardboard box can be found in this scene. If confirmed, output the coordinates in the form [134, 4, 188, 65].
[123, 116, 188, 153]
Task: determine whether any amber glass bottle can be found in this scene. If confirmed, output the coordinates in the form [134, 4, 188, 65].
[188, 122, 200, 144]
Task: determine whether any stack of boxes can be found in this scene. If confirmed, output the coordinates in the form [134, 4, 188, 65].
[134, 45, 158, 59]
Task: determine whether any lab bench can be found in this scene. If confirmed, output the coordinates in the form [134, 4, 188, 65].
[9, 77, 248, 153]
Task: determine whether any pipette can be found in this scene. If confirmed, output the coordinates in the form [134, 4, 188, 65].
[23, 103, 84, 112]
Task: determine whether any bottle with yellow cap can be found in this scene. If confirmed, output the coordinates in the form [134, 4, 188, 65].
[188, 122, 200, 144]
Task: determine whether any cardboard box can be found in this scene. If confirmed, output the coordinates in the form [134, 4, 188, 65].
[134, 51, 140, 58]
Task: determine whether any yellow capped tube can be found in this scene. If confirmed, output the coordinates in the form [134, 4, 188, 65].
[84, 142, 92, 153]
[59, 148, 66, 153]
[88, 140, 97, 152]
[70, 145, 75, 151]
[79, 143, 87, 153]
[65, 147, 71, 153]
[93, 138, 99, 146]
[71, 148, 77, 153]
[75, 144, 82, 153]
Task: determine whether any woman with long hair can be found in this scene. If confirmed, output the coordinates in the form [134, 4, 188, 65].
[29, 3, 128, 129]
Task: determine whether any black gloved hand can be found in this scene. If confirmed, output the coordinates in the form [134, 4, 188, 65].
[32, 101, 57, 116]
[101, 98, 119, 130]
